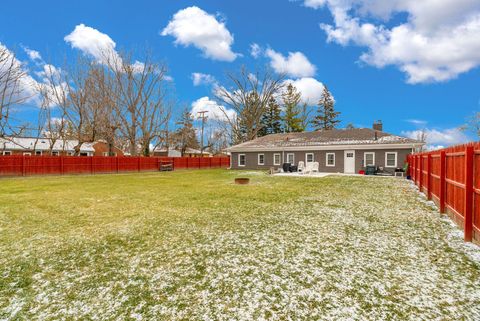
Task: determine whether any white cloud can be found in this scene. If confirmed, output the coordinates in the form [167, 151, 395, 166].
[191, 72, 216, 86]
[0, 43, 39, 105]
[266, 48, 316, 78]
[64, 24, 119, 64]
[23, 47, 42, 61]
[402, 127, 470, 147]
[406, 119, 427, 126]
[306, 0, 480, 83]
[303, 0, 327, 9]
[191, 96, 236, 122]
[161, 6, 238, 62]
[283, 77, 325, 105]
[250, 43, 262, 58]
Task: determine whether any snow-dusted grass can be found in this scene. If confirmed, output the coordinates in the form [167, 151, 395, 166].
[1, 170, 479, 320]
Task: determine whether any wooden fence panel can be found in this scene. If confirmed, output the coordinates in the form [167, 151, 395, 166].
[411, 142, 479, 244]
[0, 156, 230, 177]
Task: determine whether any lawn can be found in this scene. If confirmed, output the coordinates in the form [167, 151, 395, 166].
[1, 170, 479, 320]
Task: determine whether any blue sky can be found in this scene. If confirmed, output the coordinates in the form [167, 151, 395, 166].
[1, 0, 479, 147]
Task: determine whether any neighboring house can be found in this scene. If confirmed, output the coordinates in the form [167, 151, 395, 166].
[153, 147, 212, 158]
[0, 137, 124, 157]
[227, 122, 424, 174]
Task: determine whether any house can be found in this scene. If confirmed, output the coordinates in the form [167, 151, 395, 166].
[152, 147, 212, 158]
[0, 137, 124, 157]
[227, 122, 424, 174]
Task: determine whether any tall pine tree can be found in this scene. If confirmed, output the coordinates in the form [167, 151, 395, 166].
[172, 109, 200, 156]
[282, 83, 303, 133]
[312, 86, 340, 130]
[258, 97, 282, 136]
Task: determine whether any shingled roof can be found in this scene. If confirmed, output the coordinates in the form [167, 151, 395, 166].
[228, 128, 422, 151]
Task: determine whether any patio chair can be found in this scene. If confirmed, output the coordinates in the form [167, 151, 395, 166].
[312, 162, 319, 173]
[298, 161, 305, 173]
[304, 162, 313, 174]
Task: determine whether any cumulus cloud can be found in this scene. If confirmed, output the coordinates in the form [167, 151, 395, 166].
[191, 72, 216, 86]
[161, 6, 238, 62]
[304, 0, 480, 83]
[250, 43, 262, 58]
[266, 48, 316, 78]
[23, 47, 42, 61]
[283, 77, 325, 105]
[402, 127, 470, 148]
[64, 24, 119, 64]
[191, 96, 236, 122]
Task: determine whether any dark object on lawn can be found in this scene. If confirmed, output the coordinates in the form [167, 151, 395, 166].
[235, 178, 250, 185]
[159, 161, 173, 171]
[365, 165, 376, 175]
[282, 163, 291, 173]
[290, 165, 298, 172]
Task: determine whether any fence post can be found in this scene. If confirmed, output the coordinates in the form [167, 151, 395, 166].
[116, 156, 119, 173]
[464, 145, 474, 242]
[439, 150, 446, 213]
[60, 155, 64, 175]
[427, 154, 432, 200]
[91, 157, 94, 175]
[418, 155, 423, 189]
[138, 157, 141, 172]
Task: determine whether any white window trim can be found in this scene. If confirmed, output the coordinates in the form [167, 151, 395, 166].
[364, 152, 375, 167]
[35, 150, 42, 156]
[273, 153, 281, 166]
[52, 151, 60, 156]
[2, 151, 12, 155]
[103, 152, 109, 157]
[258, 153, 265, 165]
[326, 153, 335, 167]
[305, 152, 314, 164]
[67, 151, 74, 156]
[286, 153, 295, 165]
[23, 152, 31, 156]
[238, 154, 246, 167]
[385, 152, 398, 168]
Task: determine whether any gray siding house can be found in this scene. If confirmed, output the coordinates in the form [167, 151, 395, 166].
[227, 125, 423, 174]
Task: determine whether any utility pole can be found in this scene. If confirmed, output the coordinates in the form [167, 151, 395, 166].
[197, 111, 208, 157]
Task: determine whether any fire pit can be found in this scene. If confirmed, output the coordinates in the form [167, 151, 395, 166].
[234, 178, 250, 185]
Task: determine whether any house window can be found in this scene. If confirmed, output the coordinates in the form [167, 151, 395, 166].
[35, 150, 42, 156]
[326, 153, 335, 167]
[67, 152, 74, 156]
[273, 153, 281, 166]
[258, 154, 265, 165]
[52, 151, 59, 156]
[306, 153, 314, 164]
[286, 153, 295, 165]
[2, 151, 12, 156]
[23, 152, 31, 156]
[364, 152, 375, 166]
[80, 152, 89, 157]
[238, 154, 246, 167]
[103, 152, 109, 157]
[385, 152, 397, 168]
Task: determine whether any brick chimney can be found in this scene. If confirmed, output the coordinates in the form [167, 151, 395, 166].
[373, 120, 383, 132]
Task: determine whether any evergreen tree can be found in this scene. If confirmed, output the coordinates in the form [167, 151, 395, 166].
[172, 109, 199, 156]
[258, 97, 282, 136]
[312, 86, 340, 130]
[282, 83, 303, 133]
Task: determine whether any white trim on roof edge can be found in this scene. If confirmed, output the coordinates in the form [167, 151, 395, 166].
[228, 143, 422, 153]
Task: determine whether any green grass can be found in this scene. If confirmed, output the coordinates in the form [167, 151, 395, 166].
[0, 170, 479, 320]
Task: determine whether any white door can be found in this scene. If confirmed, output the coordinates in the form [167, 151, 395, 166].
[344, 150, 355, 173]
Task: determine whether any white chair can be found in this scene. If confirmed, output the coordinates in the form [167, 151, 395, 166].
[312, 162, 319, 173]
[298, 161, 305, 173]
[304, 162, 313, 174]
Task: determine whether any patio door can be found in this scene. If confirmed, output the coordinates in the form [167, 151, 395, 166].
[344, 150, 355, 174]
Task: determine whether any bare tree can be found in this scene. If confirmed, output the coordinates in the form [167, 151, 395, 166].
[215, 66, 285, 144]
[416, 128, 428, 152]
[0, 45, 33, 137]
[462, 112, 480, 139]
[106, 50, 172, 156]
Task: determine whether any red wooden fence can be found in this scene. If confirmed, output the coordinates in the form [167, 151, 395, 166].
[0, 156, 230, 177]
[408, 142, 480, 244]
